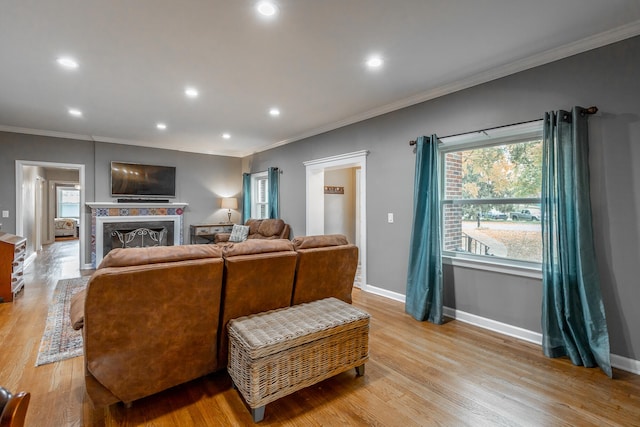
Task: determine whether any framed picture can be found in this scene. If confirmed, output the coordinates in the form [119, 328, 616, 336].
[324, 186, 344, 194]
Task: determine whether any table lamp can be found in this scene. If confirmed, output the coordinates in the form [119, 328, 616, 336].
[221, 197, 238, 223]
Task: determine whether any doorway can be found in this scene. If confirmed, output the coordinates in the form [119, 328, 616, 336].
[15, 160, 86, 267]
[304, 150, 368, 289]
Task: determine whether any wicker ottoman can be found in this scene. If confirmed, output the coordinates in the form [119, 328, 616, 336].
[227, 297, 370, 422]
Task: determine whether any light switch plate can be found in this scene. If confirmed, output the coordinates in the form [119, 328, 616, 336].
[2, 211, 9, 218]
[387, 213, 394, 223]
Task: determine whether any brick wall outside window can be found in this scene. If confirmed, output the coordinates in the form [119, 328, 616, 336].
[443, 152, 462, 251]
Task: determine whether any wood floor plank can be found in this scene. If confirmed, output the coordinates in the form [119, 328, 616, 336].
[0, 240, 639, 426]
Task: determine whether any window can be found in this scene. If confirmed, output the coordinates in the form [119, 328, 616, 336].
[440, 121, 543, 265]
[251, 172, 269, 219]
[57, 186, 80, 218]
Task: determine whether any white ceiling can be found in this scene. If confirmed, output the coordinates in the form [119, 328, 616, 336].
[1, 1, 640, 158]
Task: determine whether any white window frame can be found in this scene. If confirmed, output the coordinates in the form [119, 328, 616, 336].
[251, 171, 269, 220]
[56, 186, 80, 219]
[439, 120, 544, 279]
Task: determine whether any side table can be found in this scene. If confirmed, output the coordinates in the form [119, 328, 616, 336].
[189, 223, 233, 244]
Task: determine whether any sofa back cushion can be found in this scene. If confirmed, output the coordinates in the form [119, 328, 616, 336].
[245, 219, 262, 235]
[222, 238, 293, 256]
[245, 218, 289, 239]
[218, 240, 297, 367]
[291, 234, 358, 305]
[292, 234, 348, 250]
[98, 244, 222, 269]
[84, 255, 224, 406]
[257, 218, 285, 238]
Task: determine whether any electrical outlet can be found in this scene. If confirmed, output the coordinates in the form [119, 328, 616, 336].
[387, 213, 394, 223]
[1, 211, 9, 218]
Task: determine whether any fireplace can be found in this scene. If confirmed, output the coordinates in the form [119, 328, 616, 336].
[87, 202, 188, 267]
[104, 221, 174, 253]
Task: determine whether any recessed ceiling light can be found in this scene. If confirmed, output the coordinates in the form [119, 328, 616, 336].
[57, 56, 79, 69]
[256, 1, 278, 17]
[185, 87, 199, 98]
[68, 108, 82, 117]
[366, 55, 384, 69]
[269, 107, 280, 117]
[156, 122, 167, 130]
[222, 133, 231, 139]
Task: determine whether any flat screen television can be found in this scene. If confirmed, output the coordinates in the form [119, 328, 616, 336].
[110, 161, 176, 198]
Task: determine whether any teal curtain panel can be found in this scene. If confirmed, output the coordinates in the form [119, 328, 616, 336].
[541, 107, 612, 377]
[242, 173, 251, 224]
[406, 135, 443, 324]
[267, 167, 279, 219]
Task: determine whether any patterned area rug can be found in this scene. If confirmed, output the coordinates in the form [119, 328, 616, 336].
[36, 276, 89, 366]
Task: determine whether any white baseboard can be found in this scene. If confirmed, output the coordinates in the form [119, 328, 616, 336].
[610, 354, 640, 375]
[362, 284, 406, 303]
[24, 252, 37, 269]
[442, 306, 543, 345]
[362, 285, 639, 375]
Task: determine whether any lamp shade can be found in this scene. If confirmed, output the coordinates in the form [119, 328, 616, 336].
[221, 197, 238, 210]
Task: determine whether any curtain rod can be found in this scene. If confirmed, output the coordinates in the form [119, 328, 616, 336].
[244, 167, 281, 175]
[408, 106, 598, 146]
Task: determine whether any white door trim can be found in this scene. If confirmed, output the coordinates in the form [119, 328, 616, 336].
[16, 160, 86, 268]
[304, 150, 368, 289]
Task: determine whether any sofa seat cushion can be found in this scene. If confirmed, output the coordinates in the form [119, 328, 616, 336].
[222, 239, 294, 257]
[98, 244, 222, 269]
[292, 234, 348, 250]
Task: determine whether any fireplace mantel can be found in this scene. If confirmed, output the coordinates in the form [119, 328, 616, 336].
[87, 201, 188, 267]
[87, 202, 189, 209]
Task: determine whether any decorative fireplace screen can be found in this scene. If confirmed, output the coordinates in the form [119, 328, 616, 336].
[110, 227, 168, 249]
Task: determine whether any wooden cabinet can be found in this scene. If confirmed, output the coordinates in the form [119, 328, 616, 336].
[189, 224, 233, 244]
[0, 232, 27, 303]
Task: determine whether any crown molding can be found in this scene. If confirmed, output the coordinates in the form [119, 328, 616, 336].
[254, 19, 640, 155]
[3, 20, 640, 158]
[0, 125, 249, 158]
[303, 150, 369, 167]
[0, 125, 94, 141]
[86, 135, 248, 158]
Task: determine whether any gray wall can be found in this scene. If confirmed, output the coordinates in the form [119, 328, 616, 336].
[93, 142, 242, 226]
[0, 133, 242, 262]
[0, 132, 96, 234]
[1, 36, 637, 361]
[246, 36, 640, 361]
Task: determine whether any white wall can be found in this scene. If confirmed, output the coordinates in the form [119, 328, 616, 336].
[21, 165, 46, 257]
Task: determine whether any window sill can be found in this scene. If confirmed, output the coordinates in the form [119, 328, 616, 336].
[442, 254, 542, 280]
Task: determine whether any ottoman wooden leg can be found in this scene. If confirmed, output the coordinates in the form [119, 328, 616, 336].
[355, 364, 365, 377]
[251, 405, 265, 423]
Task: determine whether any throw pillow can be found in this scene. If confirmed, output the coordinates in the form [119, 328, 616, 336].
[228, 224, 250, 242]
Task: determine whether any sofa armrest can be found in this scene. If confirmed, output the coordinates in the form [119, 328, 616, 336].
[70, 288, 87, 330]
[214, 232, 231, 244]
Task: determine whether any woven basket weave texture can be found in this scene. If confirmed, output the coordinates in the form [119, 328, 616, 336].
[228, 297, 369, 408]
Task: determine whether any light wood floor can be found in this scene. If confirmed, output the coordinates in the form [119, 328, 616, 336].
[1, 241, 639, 426]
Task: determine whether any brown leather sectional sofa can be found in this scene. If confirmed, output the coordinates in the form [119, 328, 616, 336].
[71, 234, 357, 408]
[214, 218, 290, 244]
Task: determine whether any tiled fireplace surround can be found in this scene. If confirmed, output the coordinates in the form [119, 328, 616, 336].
[87, 202, 188, 268]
